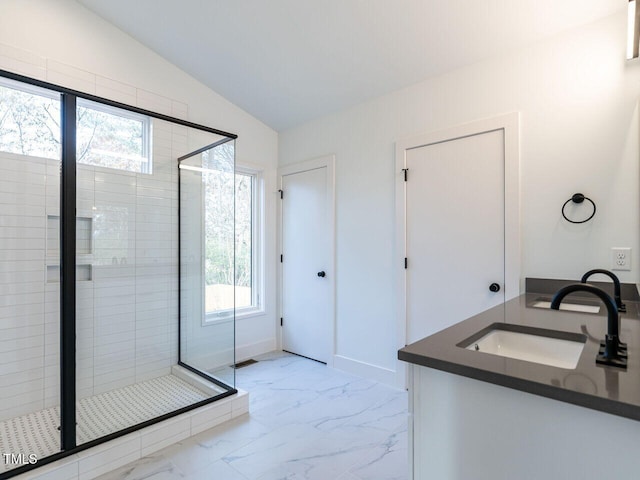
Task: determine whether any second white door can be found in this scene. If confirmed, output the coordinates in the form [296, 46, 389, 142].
[405, 129, 506, 344]
[281, 166, 330, 363]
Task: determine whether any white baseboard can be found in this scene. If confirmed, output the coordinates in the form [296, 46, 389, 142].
[333, 354, 403, 388]
[188, 338, 276, 372]
[236, 338, 276, 363]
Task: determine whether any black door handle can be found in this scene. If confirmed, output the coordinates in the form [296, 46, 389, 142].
[317, 271, 326, 278]
[489, 283, 500, 293]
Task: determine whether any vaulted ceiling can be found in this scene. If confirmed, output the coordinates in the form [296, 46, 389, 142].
[77, 0, 625, 131]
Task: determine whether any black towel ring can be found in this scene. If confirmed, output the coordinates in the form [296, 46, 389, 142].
[561, 193, 596, 224]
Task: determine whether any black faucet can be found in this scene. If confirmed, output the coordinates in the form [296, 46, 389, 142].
[580, 269, 626, 313]
[550, 283, 627, 368]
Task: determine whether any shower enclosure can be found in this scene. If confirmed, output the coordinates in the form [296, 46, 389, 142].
[0, 70, 237, 477]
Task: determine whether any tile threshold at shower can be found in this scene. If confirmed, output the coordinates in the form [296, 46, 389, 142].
[8, 378, 247, 479]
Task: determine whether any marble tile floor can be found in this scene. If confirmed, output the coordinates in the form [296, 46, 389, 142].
[96, 351, 409, 480]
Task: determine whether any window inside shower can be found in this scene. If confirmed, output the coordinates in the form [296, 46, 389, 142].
[0, 73, 237, 476]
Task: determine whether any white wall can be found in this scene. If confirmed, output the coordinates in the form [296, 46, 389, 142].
[0, 0, 279, 382]
[279, 11, 640, 382]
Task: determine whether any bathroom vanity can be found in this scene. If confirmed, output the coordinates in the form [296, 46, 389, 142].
[398, 280, 640, 479]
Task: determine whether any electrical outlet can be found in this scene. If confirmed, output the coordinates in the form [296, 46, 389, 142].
[612, 247, 631, 271]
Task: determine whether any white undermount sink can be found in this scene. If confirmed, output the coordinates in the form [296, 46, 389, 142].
[464, 325, 586, 369]
[530, 300, 600, 314]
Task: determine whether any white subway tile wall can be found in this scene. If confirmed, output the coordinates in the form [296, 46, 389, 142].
[95, 76, 137, 107]
[0, 45, 204, 428]
[46, 60, 96, 95]
[78, 120, 180, 404]
[0, 44, 47, 82]
[0, 152, 52, 422]
[0, 119, 183, 423]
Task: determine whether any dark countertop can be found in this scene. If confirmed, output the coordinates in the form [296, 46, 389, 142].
[398, 289, 640, 421]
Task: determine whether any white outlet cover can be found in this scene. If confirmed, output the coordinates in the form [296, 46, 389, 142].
[612, 247, 631, 271]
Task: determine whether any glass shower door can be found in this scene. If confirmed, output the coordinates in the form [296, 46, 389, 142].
[179, 137, 236, 390]
[72, 110, 237, 446]
[0, 78, 62, 473]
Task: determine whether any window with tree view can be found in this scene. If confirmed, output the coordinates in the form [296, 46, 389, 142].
[0, 79, 61, 159]
[77, 99, 151, 173]
[0, 81, 151, 173]
[203, 143, 260, 318]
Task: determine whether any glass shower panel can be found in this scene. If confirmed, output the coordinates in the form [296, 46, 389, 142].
[0, 79, 61, 472]
[179, 136, 236, 389]
[75, 100, 144, 445]
[74, 110, 234, 445]
[74, 109, 180, 444]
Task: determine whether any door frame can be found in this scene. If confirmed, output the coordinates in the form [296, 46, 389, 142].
[395, 113, 521, 386]
[277, 154, 336, 366]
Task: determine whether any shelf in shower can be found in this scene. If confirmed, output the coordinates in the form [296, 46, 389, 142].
[46, 215, 93, 256]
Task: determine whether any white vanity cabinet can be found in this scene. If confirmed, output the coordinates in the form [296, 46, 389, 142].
[408, 364, 640, 480]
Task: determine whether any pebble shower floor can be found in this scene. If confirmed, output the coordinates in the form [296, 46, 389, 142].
[0, 375, 214, 473]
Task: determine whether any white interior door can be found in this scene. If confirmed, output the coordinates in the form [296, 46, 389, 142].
[406, 129, 505, 344]
[281, 166, 330, 363]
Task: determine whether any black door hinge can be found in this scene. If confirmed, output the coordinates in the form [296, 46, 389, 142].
[402, 168, 408, 181]
[278, 189, 283, 199]
[280, 254, 283, 263]
[280, 317, 283, 326]
[404, 257, 408, 269]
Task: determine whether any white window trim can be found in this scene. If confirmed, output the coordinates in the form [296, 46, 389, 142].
[0, 76, 59, 100]
[203, 163, 265, 325]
